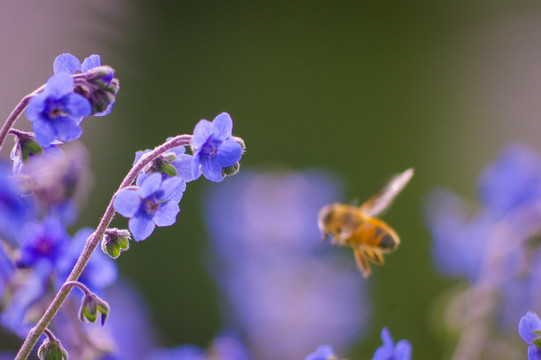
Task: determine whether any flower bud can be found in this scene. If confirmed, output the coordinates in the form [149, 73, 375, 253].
[73, 65, 119, 116]
[222, 162, 240, 178]
[38, 336, 68, 360]
[79, 292, 110, 326]
[101, 228, 131, 259]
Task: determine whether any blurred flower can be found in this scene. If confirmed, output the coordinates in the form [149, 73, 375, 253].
[17, 217, 70, 270]
[205, 169, 368, 360]
[0, 164, 32, 243]
[18, 143, 90, 225]
[304, 345, 339, 360]
[426, 144, 541, 347]
[147, 332, 251, 360]
[426, 144, 541, 282]
[25, 73, 91, 147]
[114, 173, 185, 241]
[519, 312, 541, 360]
[372, 327, 412, 360]
[191, 112, 243, 182]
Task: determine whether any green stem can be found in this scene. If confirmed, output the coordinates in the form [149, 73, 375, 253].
[14, 134, 193, 360]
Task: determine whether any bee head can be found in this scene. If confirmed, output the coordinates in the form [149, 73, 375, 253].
[317, 204, 337, 235]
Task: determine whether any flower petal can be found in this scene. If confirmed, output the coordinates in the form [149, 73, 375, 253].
[64, 93, 92, 119]
[113, 189, 141, 218]
[129, 215, 155, 241]
[81, 54, 101, 72]
[173, 154, 197, 182]
[33, 118, 57, 147]
[45, 73, 75, 98]
[54, 118, 83, 142]
[381, 327, 394, 347]
[160, 177, 185, 200]
[53, 53, 82, 74]
[139, 173, 162, 199]
[201, 158, 223, 182]
[211, 112, 233, 141]
[520, 312, 541, 344]
[394, 340, 412, 360]
[215, 139, 242, 167]
[25, 93, 48, 122]
[154, 201, 180, 227]
[192, 119, 212, 149]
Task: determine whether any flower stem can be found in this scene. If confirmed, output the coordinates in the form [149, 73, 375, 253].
[14, 134, 193, 360]
[0, 86, 44, 151]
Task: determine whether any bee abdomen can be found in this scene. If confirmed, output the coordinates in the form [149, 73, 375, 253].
[378, 232, 398, 250]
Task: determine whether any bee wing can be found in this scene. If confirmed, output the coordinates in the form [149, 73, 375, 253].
[360, 168, 414, 218]
[353, 248, 372, 278]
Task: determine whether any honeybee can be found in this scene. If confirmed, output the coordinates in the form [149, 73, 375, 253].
[317, 168, 414, 278]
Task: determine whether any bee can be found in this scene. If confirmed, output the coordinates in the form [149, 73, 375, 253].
[317, 168, 414, 278]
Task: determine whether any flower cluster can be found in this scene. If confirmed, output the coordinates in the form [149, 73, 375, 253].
[0, 53, 245, 360]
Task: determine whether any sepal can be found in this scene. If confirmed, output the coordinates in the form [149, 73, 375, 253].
[101, 228, 131, 259]
[79, 292, 110, 326]
[38, 335, 68, 360]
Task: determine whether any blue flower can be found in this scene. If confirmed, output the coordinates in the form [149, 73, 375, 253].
[53, 53, 117, 116]
[113, 173, 185, 241]
[519, 312, 541, 360]
[0, 164, 32, 243]
[372, 327, 411, 360]
[17, 217, 70, 270]
[26, 73, 91, 147]
[191, 112, 243, 182]
[305, 345, 338, 360]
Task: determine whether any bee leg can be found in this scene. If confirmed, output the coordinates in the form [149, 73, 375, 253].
[365, 249, 385, 266]
[322, 233, 330, 242]
[353, 248, 372, 278]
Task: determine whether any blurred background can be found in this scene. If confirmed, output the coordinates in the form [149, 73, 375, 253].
[3, 1, 541, 359]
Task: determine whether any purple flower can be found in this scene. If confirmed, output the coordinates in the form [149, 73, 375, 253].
[0, 164, 32, 243]
[519, 312, 541, 360]
[372, 327, 411, 360]
[191, 112, 243, 182]
[17, 217, 70, 270]
[53, 53, 117, 116]
[26, 73, 91, 147]
[113, 173, 185, 241]
[305, 345, 338, 360]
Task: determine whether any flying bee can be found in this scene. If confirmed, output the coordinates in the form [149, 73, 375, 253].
[317, 168, 414, 278]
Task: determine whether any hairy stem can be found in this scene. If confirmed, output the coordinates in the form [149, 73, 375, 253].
[0, 86, 44, 151]
[14, 134, 193, 360]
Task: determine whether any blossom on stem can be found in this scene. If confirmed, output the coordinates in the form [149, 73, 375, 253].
[113, 173, 185, 241]
[53, 53, 118, 116]
[25, 73, 91, 147]
[191, 112, 243, 182]
[519, 312, 541, 360]
[372, 327, 411, 360]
